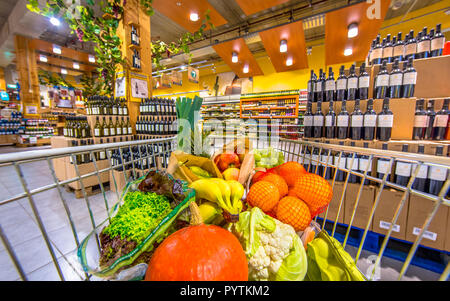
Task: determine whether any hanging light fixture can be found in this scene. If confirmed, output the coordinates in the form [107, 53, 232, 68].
[344, 47, 353, 56]
[348, 23, 359, 38]
[280, 39, 288, 53]
[243, 64, 249, 74]
[190, 12, 199, 22]
[286, 57, 293, 66]
[232, 52, 238, 63]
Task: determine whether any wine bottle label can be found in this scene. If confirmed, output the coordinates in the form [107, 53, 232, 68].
[117, 128, 121, 135]
[325, 80, 335, 91]
[325, 116, 334, 127]
[63, 128, 68, 136]
[307, 82, 314, 92]
[431, 37, 445, 51]
[390, 74, 403, 86]
[372, 48, 382, 60]
[81, 129, 86, 137]
[376, 74, 390, 87]
[377, 160, 391, 174]
[104, 128, 109, 136]
[412, 227, 437, 241]
[393, 45, 404, 57]
[313, 116, 324, 126]
[334, 155, 347, 169]
[110, 128, 115, 136]
[351, 115, 363, 127]
[128, 127, 132, 134]
[414, 115, 429, 127]
[311, 154, 320, 164]
[403, 72, 417, 85]
[348, 78, 358, 89]
[395, 162, 412, 177]
[119, 107, 123, 115]
[100, 151, 106, 160]
[337, 79, 347, 90]
[359, 158, 373, 172]
[378, 115, 394, 127]
[321, 155, 332, 166]
[412, 163, 428, 179]
[382, 46, 394, 58]
[315, 82, 322, 91]
[433, 115, 449, 127]
[303, 156, 310, 165]
[123, 127, 127, 134]
[346, 157, 359, 170]
[359, 76, 370, 88]
[113, 107, 117, 115]
[337, 115, 349, 127]
[418, 40, 431, 53]
[405, 43, 417, 55]
[364, 115, 377, 127]
[429, 166, 447, 181]
[94, 129, 100, 136]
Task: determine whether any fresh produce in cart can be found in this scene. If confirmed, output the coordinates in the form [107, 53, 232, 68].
[254, 147, 285, 169]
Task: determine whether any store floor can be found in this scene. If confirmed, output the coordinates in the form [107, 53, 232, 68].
[0, 145, 444, 281]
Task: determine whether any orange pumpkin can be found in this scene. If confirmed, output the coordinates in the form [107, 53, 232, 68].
[145, 203, 248, 281]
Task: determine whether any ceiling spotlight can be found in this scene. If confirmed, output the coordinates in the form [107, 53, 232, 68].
[190, 12, 199, 22]
[49, 17, 61, 26]
[52, 45, 61, 54]
[286, 57, 293, 66]
[88, 55, 95, 63]
[73, 62, 80, 69]
[344, 48, 353, 56]
[280, 39, 287, 53]
[232, 52, 238, 63]
[39, 55, 48, 62]
[180, 65, 187, 70]
[348, 23, 359, 38]
[243, 64, 249, 74]
[61, 68, 67, 74]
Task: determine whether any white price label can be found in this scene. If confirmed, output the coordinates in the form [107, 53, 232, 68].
[429, 166, 447, 181]
[395, 162, 412, 177]
[364, 115, 377, 127]
[337, 115, 349, 127]
[351, 115, 363, 127]
[412, 227, 437, 241]
[379, 221, 400, 232]
[403, 72, 417, 85]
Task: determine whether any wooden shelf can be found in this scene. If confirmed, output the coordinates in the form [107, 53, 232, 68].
[240, 95, 299, 102]
[128, 44, 141, 50]
[240, 115, 298, 119]
[241, 106, 297, 111]
[127, 21, 140, 27]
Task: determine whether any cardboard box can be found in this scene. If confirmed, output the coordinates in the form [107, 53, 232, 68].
[66, 159, 110, 190]
[319, 181, 345, 224]
[110, 169, 132, 193]
[373, 188, 409, 240]
[52, 157, 67, 182]
[406, 194, 449, 250]
[0, 135, 18, 145]
[344, 183, 375, 230]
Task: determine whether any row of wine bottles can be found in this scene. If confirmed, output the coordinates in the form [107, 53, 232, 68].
[135, 117, 178, 136]
[368, 24, 445, 66]
[139, 98, 177, 116]
[85, 96, 129, 116]
[111, 144, 172, 171]
[93, 116, 133, 137]
[301, 142, 447, 196]
[64, 117, 91, 138]
[304, 99, 394, 141]
[413, 99, 449, 141]
[373, 58, 416, 99]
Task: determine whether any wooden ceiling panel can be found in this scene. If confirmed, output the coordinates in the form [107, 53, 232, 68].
[325, 1, 391, 66]
[37, 64, 83, 77]
[212, 38, 263, 78]
[29, 39, 97, 66]
[259, 20, 308, 73]
[35, 54, 97, 73]
[152, 0, 227, 33]
[234, 0, 290, 16]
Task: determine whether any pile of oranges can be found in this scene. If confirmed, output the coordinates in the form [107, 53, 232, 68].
[246, 161, 333, 232]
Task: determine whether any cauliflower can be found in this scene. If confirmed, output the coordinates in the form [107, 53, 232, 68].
[229, 207, 308, 281]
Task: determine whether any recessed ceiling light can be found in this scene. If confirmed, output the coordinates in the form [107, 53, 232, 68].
[52, 45, 61, 54]
[190, 12, 199, 22]
[243, 64, 249, 74]
[39, 55, 47, 62]
[348, 23, 358, 38]
[50, 17, 60, 26]
[88, 55, 95, 63]
[176, 1, 182, 6]
[344, 48, 353, 56]
[280, 39, 287, 53]
[180, 65, 186, 70]
[61, 68, 67, 74]
[73, 62, 80, 69]
[286, 57, 293, 66]
[232, 52, 238, 63]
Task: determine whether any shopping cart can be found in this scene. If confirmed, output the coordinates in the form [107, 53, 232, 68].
[0, 136, 448, 281]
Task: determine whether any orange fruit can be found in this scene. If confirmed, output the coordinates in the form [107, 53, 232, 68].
[260, 173, 288, 198]
[287, 189, 297, 197]
[276, 196, 311, 231]
[290, 173, 333, 217]
[246, 181, 280, 213]
[251, 171, 267, 185]
[277, 162, 307, 187]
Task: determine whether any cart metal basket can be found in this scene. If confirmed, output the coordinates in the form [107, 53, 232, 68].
[0, 136, 449, 281]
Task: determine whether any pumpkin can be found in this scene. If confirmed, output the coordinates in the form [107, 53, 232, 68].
[145, 202, 248, 281]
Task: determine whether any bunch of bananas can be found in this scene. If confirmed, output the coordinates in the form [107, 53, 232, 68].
[189, 178, 244, 215]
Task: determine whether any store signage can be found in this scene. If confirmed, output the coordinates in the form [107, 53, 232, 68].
[0, 91, 9, 101]
[161, 73, 172, 88]
[25, 105, 38, 115]
[188, 67, 199, 83]
[171, 71, 183, 86]
[115, 76, 126, 97]
[6, 84, 17, 89]
[131, 77, 148, 98]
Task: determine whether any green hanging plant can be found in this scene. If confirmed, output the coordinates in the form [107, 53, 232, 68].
[38, 70, 74, 88]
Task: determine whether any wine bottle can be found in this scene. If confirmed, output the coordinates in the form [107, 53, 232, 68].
[432, 99, 450, 140]
[393, 32, 404, 62]
[428, 146, 448, 195]
[412, 145, 428, 192]
[389, 59, 403, 98]
[382, 34, 394, 63]
[358, 63, 370, 100]
[336, 65, 347, 101]
[311, 145, 321, 176]
[374, 60, 390, 99]
[347, 142, 359, 184]
[363, 99, 377, 141]
[404, 30, 417, 61]
[359, 142, 372, 185]
[425, 99, 436, 140]
[325, 99, 336, 139]
[395, 144, 412, 187]
[367, 39, 375, 65]
[431, 24, 445, 57]
[127, 118, 133, 135]
[337, 100, 349, 139]
[313, 101, 324, 138]
[377, 98, 393, 141]
[102, 117, 109, 137]
[302, 146, 311, 171]
[334, 141, 347, 182]
[416, 27, 431, 59]
[347, 65, 358, 101]
[109, 117, 115, 136]
[322, 142, 333, 180]
[116, 118, 122, 136]
[412, 99, 428, 140]
[401, 57, 417, 98]
[303, 101, 313, 138]
[377, 143, 391, 182]
[350, 99, 363, 140]
[315, 69, 325, 103]
[371, 35, 383, 65]
[122, 117, 127, 137]
[325, 67, 336, 102]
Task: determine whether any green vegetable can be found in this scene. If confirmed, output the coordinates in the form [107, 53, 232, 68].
[254, 147, 285, 168]
[228, 207, 307, 281]
[102, 191, 172, 243]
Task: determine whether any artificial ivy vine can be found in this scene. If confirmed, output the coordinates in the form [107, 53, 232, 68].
[26, 0, 213, 96]
[38, 70, 74, 89]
